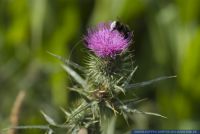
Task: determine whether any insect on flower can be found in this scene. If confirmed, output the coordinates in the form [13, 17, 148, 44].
[84, 21, 133, 58]
[110, 21, 133, 40]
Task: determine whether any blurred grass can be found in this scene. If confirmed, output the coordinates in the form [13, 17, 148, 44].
[0, 0, 200, 133]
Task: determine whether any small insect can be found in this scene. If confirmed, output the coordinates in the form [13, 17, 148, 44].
[110, 21, 132, 40]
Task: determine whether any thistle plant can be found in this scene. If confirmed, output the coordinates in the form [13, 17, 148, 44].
[50, 21, 174, 133]
[5, 21, 175, 134]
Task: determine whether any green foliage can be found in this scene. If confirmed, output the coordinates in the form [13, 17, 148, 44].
[36, 52, 172, 133]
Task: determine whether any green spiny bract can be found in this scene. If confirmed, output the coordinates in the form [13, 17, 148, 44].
[62, 51, 138, 133]
[58, 21, 171, 133]
[60, 52, 173, 133]
[85, 52, 134, 92]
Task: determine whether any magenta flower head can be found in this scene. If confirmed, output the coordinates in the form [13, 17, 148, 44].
[84, 21, 133, 58]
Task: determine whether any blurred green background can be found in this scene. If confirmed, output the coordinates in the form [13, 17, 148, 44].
[1, 0, 200, 133]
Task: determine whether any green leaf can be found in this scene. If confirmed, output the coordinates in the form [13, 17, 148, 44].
[60, 107, 71, 117]
[114, 85, 125, 94]
[133, 109, 167, 119]
[123, 66, 138, 87]
[120, 105, 167, 119]
[67, 102, 95, 122]
[47, 51, 84, 71]
[41, 111, 57, 126]
[68, 87, 91, 102]
[125, 75, 176, 90]
[101, 116, 116, 134]
[61, 64, 87, 88]
[119, 98, 147, 107]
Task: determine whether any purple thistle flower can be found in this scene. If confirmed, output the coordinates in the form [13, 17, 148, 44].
[84, 22, 133, 58]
